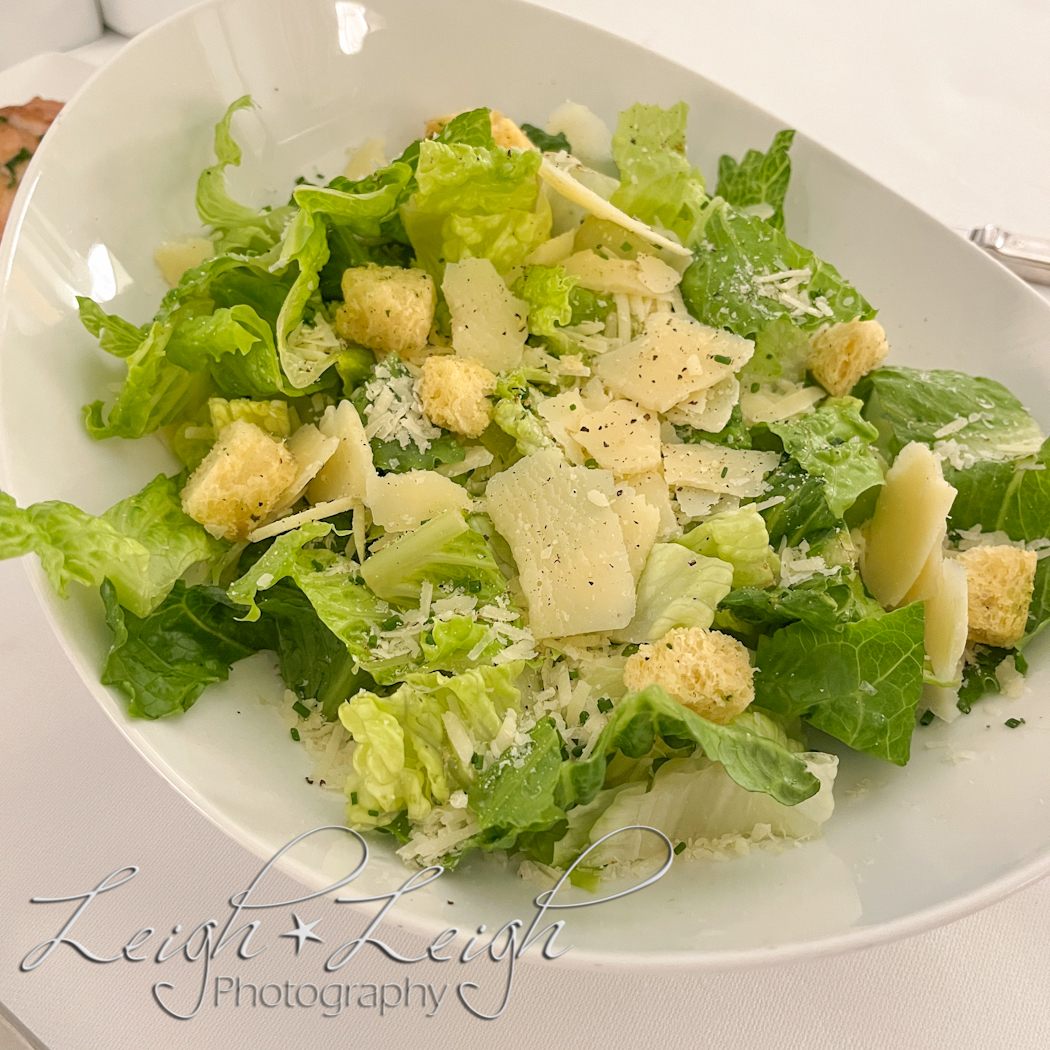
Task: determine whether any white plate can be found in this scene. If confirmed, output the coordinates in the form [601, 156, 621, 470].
[2, 0, 1050, 969]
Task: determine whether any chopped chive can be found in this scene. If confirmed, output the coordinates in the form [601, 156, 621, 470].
[471, 753, 484, 769]
[918, 710, 934, 726]
[597, 697, 613, 714]
[674, 842, 686, 855]
[621, 644, 640, 657]
[367, 810, 378, 817]
[584, 458, 600, 469]
[751, 382, 761, 393]
[292, 700, 311, 719]
[1005, 717, 1026, 728]
[290, 728, 300, 741]
[621, 242, 632, 252]
[571, 745, 584, 758]
[579, 711, 590, 725]
[713, 354, 732, 365]
[721, 466, 729, 478]
[350, 792, 358, 805]
[466, 579, 482, 593]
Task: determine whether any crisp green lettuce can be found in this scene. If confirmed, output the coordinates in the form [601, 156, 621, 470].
[76, 297, 145, 358]
[512, 264, 578, 354]
[768, 397, 884, 518]
[557, 685, 820, 810]
[359, 510, 508, 606]
[753, 459, 839, 548]
[615, 544, 734, 642]
[610, 102, 707, 246]
[0, 475, 224, 618]
[520, 124, 571, 153]
[677, 505, 778, 588]
[754, 602, 926, 765]
[716, 129, 795, 230]
[195, 96, 294, 255]
[681, 198, 874, 338]
[858, 365, 1043, 464]
[401, 139, 550, 278]
[339, 662, 524, 825]
[739, 316, 810, 388]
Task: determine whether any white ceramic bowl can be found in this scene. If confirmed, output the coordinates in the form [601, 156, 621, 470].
[3, 0, 1050, 970]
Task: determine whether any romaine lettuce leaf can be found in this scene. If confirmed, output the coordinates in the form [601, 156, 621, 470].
[677, 505, 778, 588]
[0, 474, 224, 617]
[956, 645, 1027, 713]
[360, 510, 508, 605]
[681, 198, 874, 338]
[520, 124, 571, 153]
[83, 321, 215, 440]
[401, 139, 550, 278]
[768, 397, 884, 518]
[339, 662, 524, 826]
[614, 544, 734, 642]
[943, 436, 1050, 542]
[752, 459, 839, 548]
[609, 102, 708, 246]
[196, 96, 294, 255]
[76, 297, 145, 358]
[716, 129, 795, 230]
[739, 316, 810, 388]
[512, 264, 578, 353]
[754, 602, 926, 765]
[857, 365, 1043, 464]
[556, 685, 821, 810]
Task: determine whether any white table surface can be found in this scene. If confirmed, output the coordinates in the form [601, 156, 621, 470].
[1, 2, 1049, 1047]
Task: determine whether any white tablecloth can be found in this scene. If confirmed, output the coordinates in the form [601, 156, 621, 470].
[1, 2, 1049, 1047]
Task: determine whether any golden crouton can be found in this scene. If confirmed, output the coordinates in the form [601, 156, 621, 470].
[424, 110, 536, 151]
[181, 420, 297, 541]
[807, 319, 888, 398]
[334, 264, 435, 357]
[418, 355, 497, 438]
[623, 627, 754, 725]
[956, 545, 1037, 647]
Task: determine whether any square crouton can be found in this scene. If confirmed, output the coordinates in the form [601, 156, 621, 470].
[956, 545, 1037, 647]
[334, 264, 435, 357]
[808, 319, 888, 397]
[418, 355, 496, 438]
[181, 420, 297, 540]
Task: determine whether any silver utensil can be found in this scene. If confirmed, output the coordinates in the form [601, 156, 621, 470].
[954, 225, 1050, 286]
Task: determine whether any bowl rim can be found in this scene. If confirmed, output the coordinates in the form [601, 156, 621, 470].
[3, 0, 1050, 973]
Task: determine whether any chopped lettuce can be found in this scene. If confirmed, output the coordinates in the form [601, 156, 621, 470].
[359, 511, 508, 605]
[768, 397, 884, 518]
[77, 297, 145, 357]
[753, 459, 839, 548]
[615, 544, 734, 642]
[739, 316, 810, 388]
[716, 129, 795, 230]
[610, 102, 707, 246]
[678, 505, 778, 589]
[0, 475, 224, 618]
[858, 365, 1043, 464]
[512, 264, 578, 353]
[401, 139, 550, 279]
[754, 602, 926, 765]
[520, 124, 571, 153]
[681, 198, 874, 338]
[339, 662, 524, 826]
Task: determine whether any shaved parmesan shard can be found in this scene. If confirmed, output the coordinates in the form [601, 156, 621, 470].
[621, 470, 679, 540]
[525, 228, 577, 267]
[562, 250, 681, 297]
[662, 444, 781, 498]
[274, 424, 340, 514]
[538, 158, 692, 258]
[665, 375, 740, 433]
[247, 497, 358, 544]
[366, 469, 472, 531]
[925, 556, 969, 685]
[740, 383, 826, 425]
[861, 442, 957, 610]
[485, 449, 636, 638]
[442, 258, 529, 373]
[611, 487, 660, 581]
[569, 399, 662, 475]
[307, 401, 376, 505]
[537, 390, 589, 464]
[595, 313, 754, 413]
